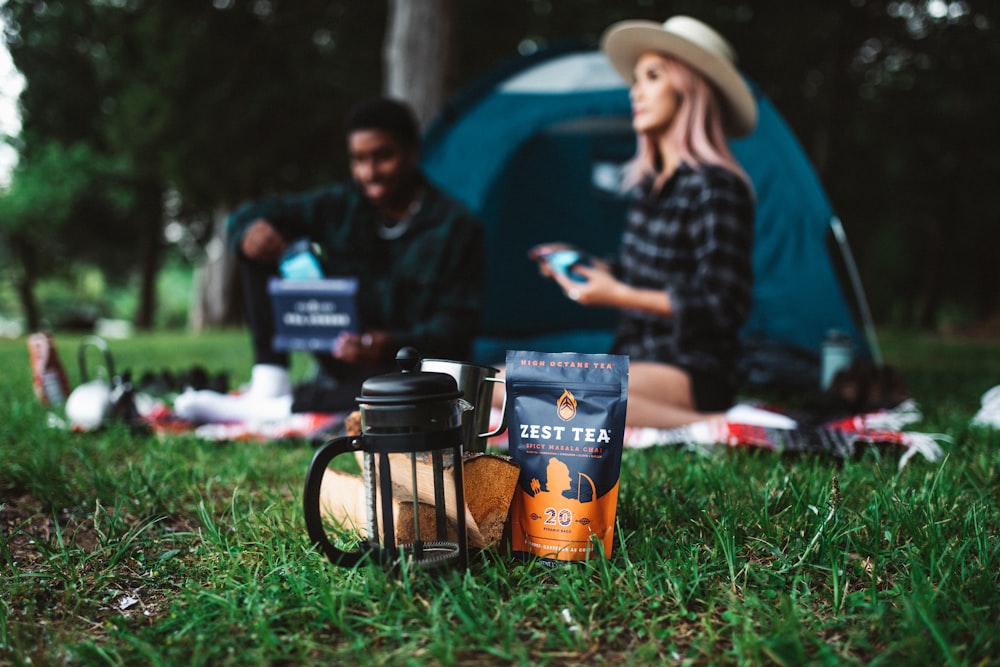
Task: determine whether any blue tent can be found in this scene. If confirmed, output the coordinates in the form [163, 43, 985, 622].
[423, 45, 877, 388]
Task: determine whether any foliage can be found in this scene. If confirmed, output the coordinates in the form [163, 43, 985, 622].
[2, 0, 387, 205]
[1, 1, 999, 330]
[1, 330, 999, 665]
[0, 0, 387, 329]
[0, 140, 137, 268]
[91, 1, 387, 209]
[793, 1, 1000, 326]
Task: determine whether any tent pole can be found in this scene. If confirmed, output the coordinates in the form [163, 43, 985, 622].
[829, 216, 883, 366]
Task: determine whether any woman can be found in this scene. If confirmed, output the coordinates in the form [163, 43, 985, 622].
[533, 16, 758, 428]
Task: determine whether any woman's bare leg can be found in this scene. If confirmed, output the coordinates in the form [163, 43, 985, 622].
[625, 362, 723, 428]
[624, 393, 717, 428]
[492, 360, 722, 428]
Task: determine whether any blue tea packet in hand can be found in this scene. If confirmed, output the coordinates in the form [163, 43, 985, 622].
[280, 239, 324, 280]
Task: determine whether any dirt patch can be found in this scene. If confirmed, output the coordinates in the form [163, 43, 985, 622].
[2, 489, 199, 636]
[1, 490, 101, 567]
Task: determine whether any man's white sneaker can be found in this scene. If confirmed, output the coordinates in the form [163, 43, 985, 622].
[725, 404, 798, 430]
[971, 385, 1000, 428]
[246, 364, 291, 399]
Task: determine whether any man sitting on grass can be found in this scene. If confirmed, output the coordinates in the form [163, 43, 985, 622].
[176, 97, 486, 423]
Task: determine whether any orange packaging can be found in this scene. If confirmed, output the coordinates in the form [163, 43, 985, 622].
[27, 331, 71, 406]
[506, 350, 628, 563]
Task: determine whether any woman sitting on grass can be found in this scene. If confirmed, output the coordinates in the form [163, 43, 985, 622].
[529, 16, 766, 429]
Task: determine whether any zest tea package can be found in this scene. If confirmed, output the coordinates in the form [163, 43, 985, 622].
[506, 350, 629, 563]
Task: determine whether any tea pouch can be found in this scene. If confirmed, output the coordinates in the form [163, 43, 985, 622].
[506, 350, 629, 563]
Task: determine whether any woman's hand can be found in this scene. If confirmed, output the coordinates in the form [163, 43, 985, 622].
[527, 242, 573, 262]
[550, 262, 623, 307]
[528, 242, 573, 279]
[553, 262, 672, 316]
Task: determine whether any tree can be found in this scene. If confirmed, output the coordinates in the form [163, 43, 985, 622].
[1, 0, 386, 330]
[0, 2, 169, 330]
[3, 1, 997, 333]
[805, 1, 1000, 327]
[383, 0, 454, 126]
[0, 142, 133, 330]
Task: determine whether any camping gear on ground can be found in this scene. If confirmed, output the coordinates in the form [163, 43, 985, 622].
[135, 366, 230, 396]
[823, 360, 908, 416]
[505, 350, 629, 564]
[64, 335, 147, 432]
[303, 347, 472, 572]
[418, 357, 506, 454]
[65, 379, 113, 431]
[27, 331, 71, 406]
[421, 44, 880, 391]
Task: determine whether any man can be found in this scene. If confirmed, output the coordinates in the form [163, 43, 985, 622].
[179, 97, 485, 420]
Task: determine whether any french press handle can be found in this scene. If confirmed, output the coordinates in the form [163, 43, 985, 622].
[478, 376, 508, 439]
[303, 435, 369, 567]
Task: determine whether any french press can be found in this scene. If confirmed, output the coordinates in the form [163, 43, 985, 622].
[303, 348, 471, 571]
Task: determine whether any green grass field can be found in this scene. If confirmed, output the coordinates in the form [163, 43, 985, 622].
[1, 329, 998, 666]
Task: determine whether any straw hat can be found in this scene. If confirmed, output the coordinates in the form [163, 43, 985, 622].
[600, 15, 757, 136]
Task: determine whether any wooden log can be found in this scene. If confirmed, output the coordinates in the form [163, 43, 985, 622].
[462, 453, 520, 547]
[332, 411, 519, 549]
[383, 452, 485, 547]
[318, 453, 519, 550]
[319, 458, 486, 549]
[395, 501, 458, 543]
[318, 468, 369, 534]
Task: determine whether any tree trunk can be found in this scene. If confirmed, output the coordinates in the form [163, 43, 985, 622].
[12, 235, 41, 332]
[383, 0, 455, 126]
[918, 213, 944, 329]
[191, 207, 244, 331]
[812, 5, 861, 181]
[135, 184, 165, 330]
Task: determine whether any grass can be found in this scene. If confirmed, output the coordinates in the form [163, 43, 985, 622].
[1, 328, 999, 665]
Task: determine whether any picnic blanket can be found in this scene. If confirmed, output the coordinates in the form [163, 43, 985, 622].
[140, 398, 345, 444]
[33, 335, 973, 466]
[477, 398, 945, 469]
[131, 393, 946, 470]
[621, 399, 947, 469]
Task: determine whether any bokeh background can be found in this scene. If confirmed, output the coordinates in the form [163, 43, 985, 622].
[1, 1, 996, 338]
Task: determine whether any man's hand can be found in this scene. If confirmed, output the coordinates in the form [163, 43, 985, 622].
[241, 219, 288, 264]
[333, 330, 392, 366]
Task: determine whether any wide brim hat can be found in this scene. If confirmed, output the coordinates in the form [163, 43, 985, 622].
[600, 15, 757, 137]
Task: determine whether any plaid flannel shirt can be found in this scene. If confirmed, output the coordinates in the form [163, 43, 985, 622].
[610, 162, 754, 376]
[227, 176, 486, 360]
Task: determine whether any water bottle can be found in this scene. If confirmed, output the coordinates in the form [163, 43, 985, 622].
[821, 330, 854, 390]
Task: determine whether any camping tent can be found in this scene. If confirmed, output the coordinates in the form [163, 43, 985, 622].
[422, 44, 877, 388]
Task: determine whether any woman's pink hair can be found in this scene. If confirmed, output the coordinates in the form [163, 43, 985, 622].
[625, 55, 751, 193]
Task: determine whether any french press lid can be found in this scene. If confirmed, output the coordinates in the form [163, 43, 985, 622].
[357, 347, 463, 405]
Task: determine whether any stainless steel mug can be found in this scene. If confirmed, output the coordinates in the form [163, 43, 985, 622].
[418, 358, 506, 453]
